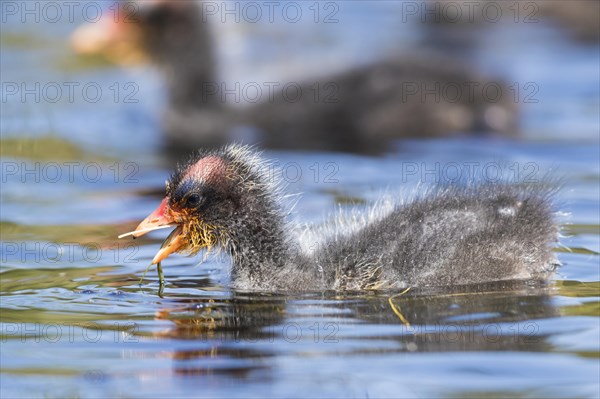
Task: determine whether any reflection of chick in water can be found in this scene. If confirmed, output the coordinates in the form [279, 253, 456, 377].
[72, 0, 519, 155]
[154, 294, 286, 341]
[381, 281, 558, 352]
[154, 280, 557, 365]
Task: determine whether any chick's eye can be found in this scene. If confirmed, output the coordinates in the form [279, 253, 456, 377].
[186, 193, 202, 207]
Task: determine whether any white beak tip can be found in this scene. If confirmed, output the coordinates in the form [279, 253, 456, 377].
[117, 224, 176, 239]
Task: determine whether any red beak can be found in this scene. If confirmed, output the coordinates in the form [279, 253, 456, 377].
[131, 198, 174, 238]
[119, 198, 187, 264]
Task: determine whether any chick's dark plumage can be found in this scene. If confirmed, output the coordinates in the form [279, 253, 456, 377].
[130, 145, 559, 291]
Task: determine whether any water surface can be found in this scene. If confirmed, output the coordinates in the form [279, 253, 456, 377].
[1, 3, 599, 398]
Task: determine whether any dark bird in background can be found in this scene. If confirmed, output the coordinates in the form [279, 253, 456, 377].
[72, 0, 519, 155]
[422, 0, 600, 44]
[121, 145, 560, 291]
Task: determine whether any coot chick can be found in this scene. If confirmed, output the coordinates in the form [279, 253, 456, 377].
[121, 145, 559, 291]
[72, 0, 519, 155]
